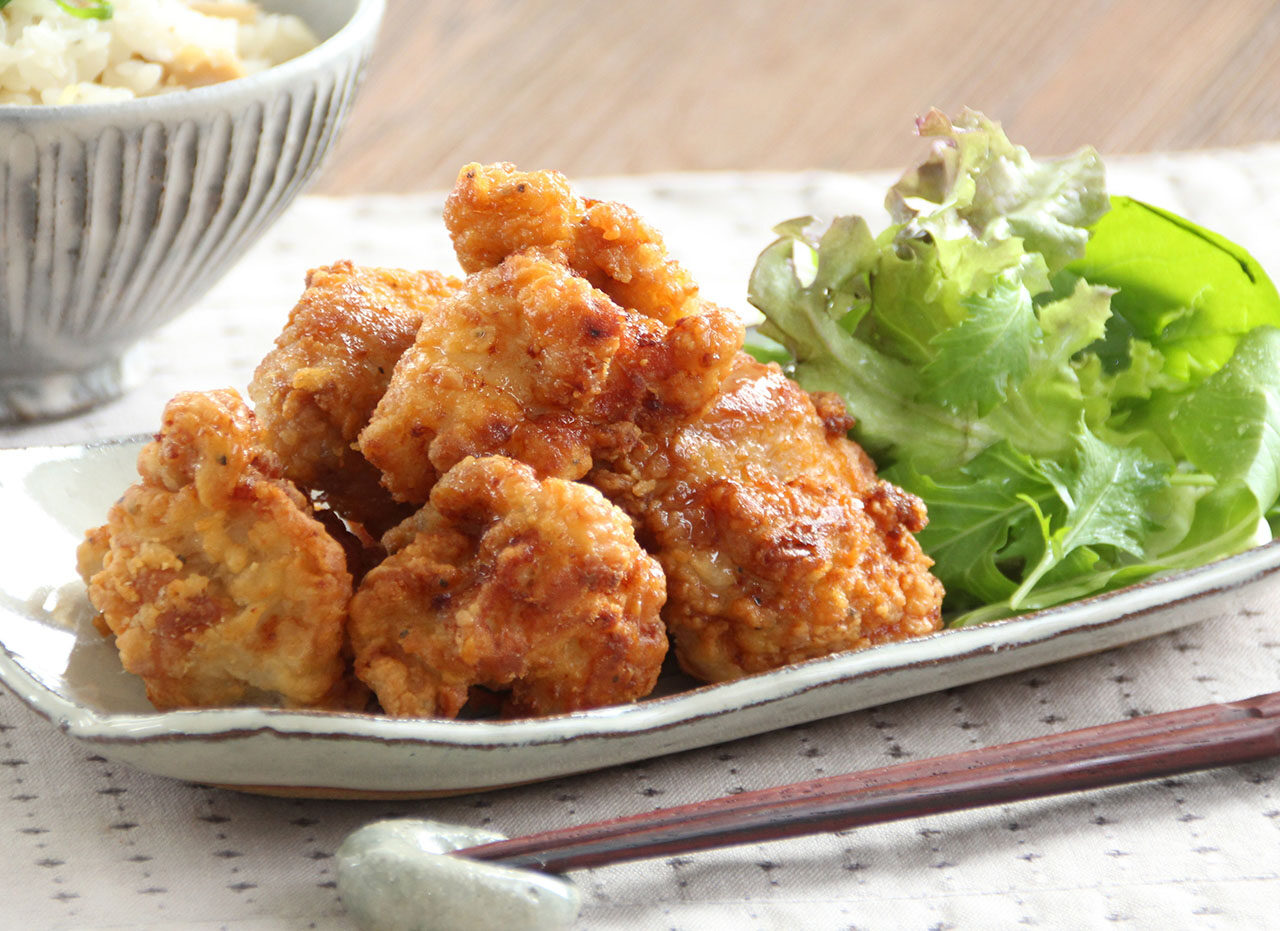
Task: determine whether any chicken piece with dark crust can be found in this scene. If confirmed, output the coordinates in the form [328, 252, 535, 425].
[348, 455, 668, 718]
[351, 161, 741, 506]
[358, 252, 742, 504]
[77, 389, 359, 710]
[445, 161, 703, 325]
[431, 161, 943, 679]
[249, 261, 460, 534]
[591, 355, 945, 683]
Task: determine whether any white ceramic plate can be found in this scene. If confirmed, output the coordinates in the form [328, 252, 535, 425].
[1, 436, 1277, 798]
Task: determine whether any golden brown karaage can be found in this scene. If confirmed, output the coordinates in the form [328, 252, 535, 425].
[77, 160, 948, 717]
[77, 390, 359, 710]
[428, 162, 945, 681]
[445, 161, 701, 324]
[358, 251, 742, 504]
[249, 261, 459, 533]
[591, 354, 945, 682]
[348, 455, 668, 718]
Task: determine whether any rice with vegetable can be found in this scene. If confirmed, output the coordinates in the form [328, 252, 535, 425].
[0, 0, 317, 105]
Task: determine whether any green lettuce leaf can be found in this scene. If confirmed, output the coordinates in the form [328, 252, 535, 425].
[887, 442, 1054, 611]
[1013, 426, 1169, 605]
[887, 108, 1109, 275]
[919, 271, 1038, 414]
[1067, 196, 1280, 381]
[1172, 325, 1280, 521]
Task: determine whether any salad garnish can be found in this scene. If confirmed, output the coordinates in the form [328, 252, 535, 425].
[749, 108, 1280, 625]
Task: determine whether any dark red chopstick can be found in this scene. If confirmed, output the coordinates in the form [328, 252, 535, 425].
[459, 690, 1280, 873]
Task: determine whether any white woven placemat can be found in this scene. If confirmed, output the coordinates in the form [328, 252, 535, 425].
[2, 149, 1279, 930]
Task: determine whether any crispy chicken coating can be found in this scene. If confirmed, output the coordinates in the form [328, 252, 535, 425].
[591, 355, 945, 682]
[409, 161, 943, 680]
[77, 390, 358, 710]
[351, 162, 740, 506]
[348, 456, 668, 718]
[249, 261, 460, 533]
[444, 163, 579, 274]
[359, 252, 742, 504]
[445, 161, 702, 324]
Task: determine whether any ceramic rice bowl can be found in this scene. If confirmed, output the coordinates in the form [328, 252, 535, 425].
[0, 0, 385, 422]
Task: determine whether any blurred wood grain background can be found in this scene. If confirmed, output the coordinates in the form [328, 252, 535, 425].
[316, 0, 1280, 193]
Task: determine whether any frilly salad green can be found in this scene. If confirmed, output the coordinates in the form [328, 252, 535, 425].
[748, 109, 1280, 626]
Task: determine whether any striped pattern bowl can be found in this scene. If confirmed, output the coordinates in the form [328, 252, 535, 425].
[0, 0, 385, 423]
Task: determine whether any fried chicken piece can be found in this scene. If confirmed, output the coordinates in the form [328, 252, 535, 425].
[445, 161, 702, 324]
[249, 261, 460, 534]
[354, 161, 741, 506]
[358, 252, 743, 504]
[426, 161, 942, 679]
[348, 455, 667, 718]
[591, 355, 944, 683]
[77, 389, 359, 710]
[444, 163, 580, 274]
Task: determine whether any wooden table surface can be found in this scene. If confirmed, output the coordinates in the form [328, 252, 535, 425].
[315, 0, 1280, 194]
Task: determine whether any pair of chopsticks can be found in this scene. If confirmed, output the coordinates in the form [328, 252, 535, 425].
[459, 690, 1280, 873]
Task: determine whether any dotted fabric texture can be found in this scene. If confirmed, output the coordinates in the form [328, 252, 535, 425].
[3, 151, 1280, 929]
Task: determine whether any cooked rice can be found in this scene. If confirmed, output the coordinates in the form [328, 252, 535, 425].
[0, 0, 319, 105]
